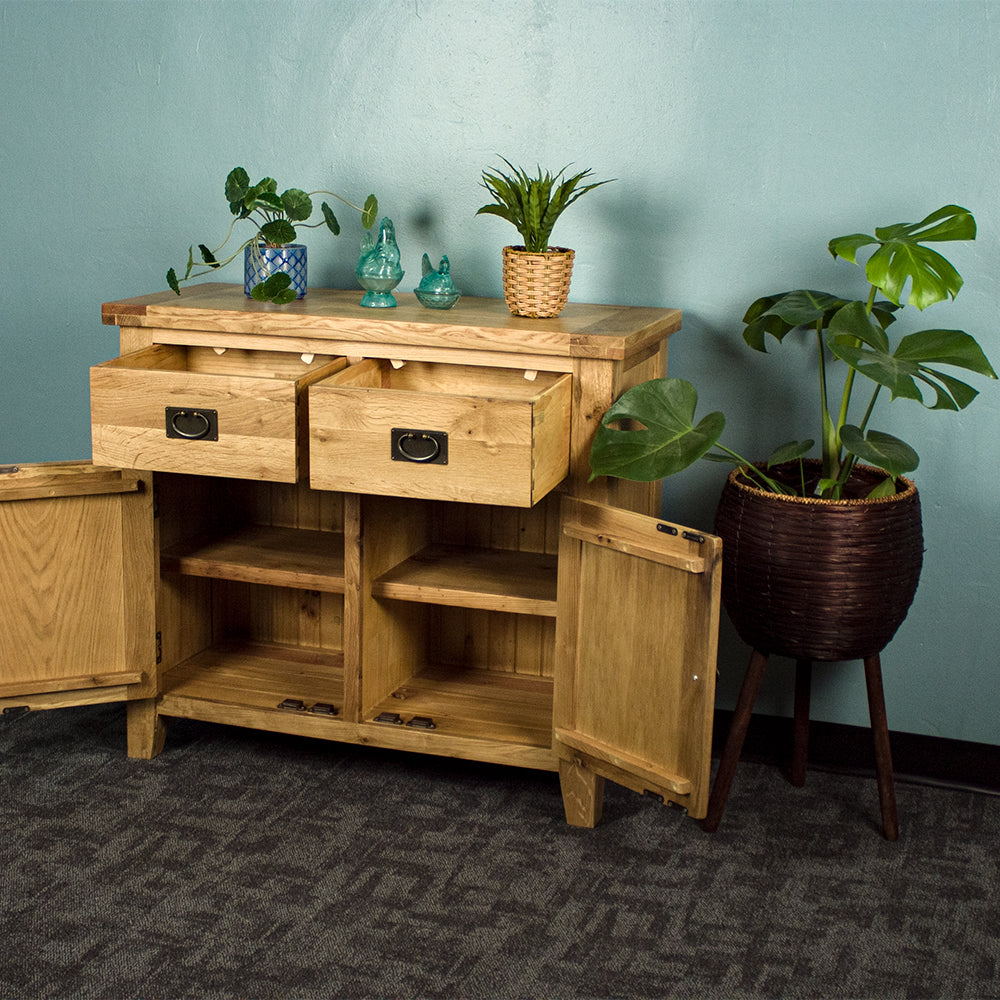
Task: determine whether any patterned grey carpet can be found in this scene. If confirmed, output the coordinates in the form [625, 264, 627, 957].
[1, 703, 998, 1000]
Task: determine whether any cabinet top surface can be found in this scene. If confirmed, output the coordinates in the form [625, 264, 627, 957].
[103, 284, 681, 360]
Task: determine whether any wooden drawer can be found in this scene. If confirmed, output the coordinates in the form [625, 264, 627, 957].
[91, 345, 346, 482]
[308, 359, 571, 506]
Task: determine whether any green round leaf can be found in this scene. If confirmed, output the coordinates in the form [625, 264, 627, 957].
[225, 167, 250, 208]
[321, 202, 341, 235]
[198, 244, 219, 267]
[259, 219, 297, 246]
[281, 188, 312, 222]
[249, 272, 294, 302]
[251, 191, 284, 213]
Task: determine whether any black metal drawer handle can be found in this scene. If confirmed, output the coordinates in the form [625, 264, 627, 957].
[165, 407, 218, 441]
[391, 428, 448, 465]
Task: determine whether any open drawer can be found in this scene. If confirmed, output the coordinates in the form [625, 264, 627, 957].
[308, 359, 572, 506]
[91, 345, 346, 482]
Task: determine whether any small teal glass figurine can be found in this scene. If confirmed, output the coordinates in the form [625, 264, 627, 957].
[414, 254, 461, 310]
[356, 217, 403, 308]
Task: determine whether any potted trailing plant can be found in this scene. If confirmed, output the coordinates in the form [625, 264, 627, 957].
[589, 205, 996, 837]
[476, 157, 612, 318]
[167, 167, 378, 304]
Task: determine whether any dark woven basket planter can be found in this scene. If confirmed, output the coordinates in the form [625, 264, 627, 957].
[714, 460, 923, 662]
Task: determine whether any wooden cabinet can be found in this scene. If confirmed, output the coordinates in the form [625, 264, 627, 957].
[0, 285, 721, 825]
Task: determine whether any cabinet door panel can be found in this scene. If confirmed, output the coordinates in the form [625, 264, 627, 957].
[554, 496, 721, 818]
[0, 462, 155, 701]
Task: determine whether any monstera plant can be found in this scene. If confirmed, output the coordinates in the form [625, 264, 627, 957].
[590, 205, 996, 499]
[590, 206, 997, 842]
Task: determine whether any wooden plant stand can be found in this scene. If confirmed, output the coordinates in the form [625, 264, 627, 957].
[702, 649, 898, 840]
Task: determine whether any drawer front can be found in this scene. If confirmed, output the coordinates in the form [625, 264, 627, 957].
[91, 345, 345, 482]
[308, 361, 571, 506]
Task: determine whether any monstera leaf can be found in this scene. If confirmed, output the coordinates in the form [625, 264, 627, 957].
[840, 426, 918, 474]
[828, 204, 976, 310]
[743, 290, 897, 352]
[589, 378, 725, 482]
[828, 300, 997, 409]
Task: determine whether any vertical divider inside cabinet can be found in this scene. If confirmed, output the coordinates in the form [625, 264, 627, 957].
[342, 492, 363, 722]
[156, 473, 216, 672]
[349, 494, 430, 719]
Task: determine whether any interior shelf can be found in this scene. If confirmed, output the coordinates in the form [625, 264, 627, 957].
[372, 543, 558, 616]
[367, 663, 555, 748]
[162, 525, 346, 592]
[160, 641, 345, 711]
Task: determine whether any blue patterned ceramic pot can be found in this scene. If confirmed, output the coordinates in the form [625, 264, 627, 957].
[244, 243, 307, 299]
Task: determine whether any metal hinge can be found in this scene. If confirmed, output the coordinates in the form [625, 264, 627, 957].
[656, 523, 706, 544]
[155, 631, 162, 665]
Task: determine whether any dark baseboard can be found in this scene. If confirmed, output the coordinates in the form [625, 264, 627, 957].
[712, 709, 1000, 797]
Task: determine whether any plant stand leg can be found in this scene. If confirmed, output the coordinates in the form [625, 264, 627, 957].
[863, 653, 899, 841]
[702, 647, 769, 833]
[790, 658, 812, 787]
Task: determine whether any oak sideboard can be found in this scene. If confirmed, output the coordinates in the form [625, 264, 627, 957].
[0, 285, 721, 826]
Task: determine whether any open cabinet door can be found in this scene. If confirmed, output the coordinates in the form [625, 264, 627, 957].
[554, 496, 721, 825]
[0, 462, 156, 713]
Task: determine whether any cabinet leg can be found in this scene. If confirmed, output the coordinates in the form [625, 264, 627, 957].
[863, 654, 899, 841]
[126, 699, 166, 760]
[559, 758, 605, 827]
[702, 647, 769, 833]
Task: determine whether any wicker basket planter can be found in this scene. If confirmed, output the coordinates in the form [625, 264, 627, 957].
[714, 460, 923, 662]
[502, 246, 575, 318]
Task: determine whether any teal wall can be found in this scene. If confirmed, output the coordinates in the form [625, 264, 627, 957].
[2, 0, 998, 745]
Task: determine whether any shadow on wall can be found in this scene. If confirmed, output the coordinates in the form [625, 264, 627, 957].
[590, 183, 681, 308]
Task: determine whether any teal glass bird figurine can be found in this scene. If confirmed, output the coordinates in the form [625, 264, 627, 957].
[356, 217, 403, 308]
[414, 253, 461, 309]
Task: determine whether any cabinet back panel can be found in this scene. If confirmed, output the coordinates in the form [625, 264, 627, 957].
[428, 606, 555, 678]
[429, 494, 562, 555]
[212, 581, 344, 652]
[158, 477, 346, 550]
[218, 479, 346, 532]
